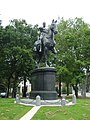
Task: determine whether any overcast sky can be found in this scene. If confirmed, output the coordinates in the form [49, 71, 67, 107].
[0, 0, 90, 26]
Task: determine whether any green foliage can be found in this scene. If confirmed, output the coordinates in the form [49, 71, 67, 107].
[0, 19, 38, 97]
[56, 17, 90, 84]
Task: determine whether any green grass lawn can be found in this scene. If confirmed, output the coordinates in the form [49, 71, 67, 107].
[31, 98, 90, 120]
[0, 98, 33, 120]
[0, 98, 90, 120]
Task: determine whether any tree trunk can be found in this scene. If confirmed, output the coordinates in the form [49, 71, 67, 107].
[72, 84, 78, 98]
[81, 78, 86, 97]
[66, 83, 69, 96]
[7, 78, 10, 98]
[12, 80, 17, 98]
[23, 76, 27, 97]
[58, 79, 61, 97]
[12, 73, 18, 98]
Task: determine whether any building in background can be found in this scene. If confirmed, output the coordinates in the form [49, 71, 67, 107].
[18, 80, 31, 96]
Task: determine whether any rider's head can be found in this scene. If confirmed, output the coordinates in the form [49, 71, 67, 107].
[43, 22, 46, 27]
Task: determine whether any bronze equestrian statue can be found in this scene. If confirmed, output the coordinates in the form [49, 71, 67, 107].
[33, 19, 57, 67]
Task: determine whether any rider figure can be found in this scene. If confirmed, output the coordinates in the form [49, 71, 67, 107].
[39, 22, 49, 45]
[33, 22, 48, 53]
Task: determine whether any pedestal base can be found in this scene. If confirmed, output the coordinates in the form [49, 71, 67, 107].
[30, 67, 57, 100]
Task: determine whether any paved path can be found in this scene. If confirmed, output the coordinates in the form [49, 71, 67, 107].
[20, 106, 41, 120]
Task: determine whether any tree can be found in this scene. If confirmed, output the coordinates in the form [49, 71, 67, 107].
[0, 19, 37, 97]
[55, 17, 90, 97]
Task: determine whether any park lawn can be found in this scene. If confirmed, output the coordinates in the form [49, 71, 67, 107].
[0, 98, 33, 120]
[31, 98, 90, 120]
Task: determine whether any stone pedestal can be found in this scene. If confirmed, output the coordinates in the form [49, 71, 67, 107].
[30, 67, 57, 100]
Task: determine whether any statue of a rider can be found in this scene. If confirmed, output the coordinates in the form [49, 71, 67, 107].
[33, 20, 57, 67]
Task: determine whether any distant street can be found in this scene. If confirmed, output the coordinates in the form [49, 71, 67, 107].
[86, 92, 90, 97]
[78, 92, 90, 97]
[63, 92, 90, 98]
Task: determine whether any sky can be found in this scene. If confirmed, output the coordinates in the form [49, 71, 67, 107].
[0, 0, 90, 26]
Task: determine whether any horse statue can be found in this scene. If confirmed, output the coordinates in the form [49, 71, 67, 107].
[33, 19, 57, 67]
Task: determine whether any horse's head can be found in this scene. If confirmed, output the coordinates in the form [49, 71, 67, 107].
[50, 19, 58, 34]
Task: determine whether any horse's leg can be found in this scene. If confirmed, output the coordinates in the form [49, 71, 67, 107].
[37, 53, 42, 68]
[45, 56, 49, 67]
[51, 47, 57, 54]
[36, 43, 43, 68]
[44, 49, 49, 67]
[54, 47, 57, 53]
[35, 54, 40, 68]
